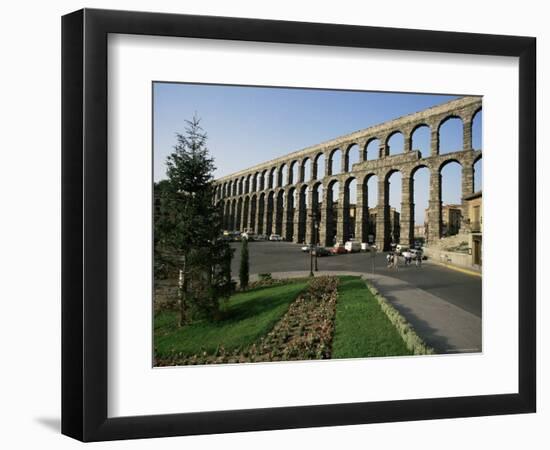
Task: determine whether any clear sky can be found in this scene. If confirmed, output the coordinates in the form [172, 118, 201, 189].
[153, 83, 482, 224]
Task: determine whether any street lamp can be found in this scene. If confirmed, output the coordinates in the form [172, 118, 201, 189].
[308, 210, 319, 276]
[314, 221, 319, 272]
[370, 244, 377, 274]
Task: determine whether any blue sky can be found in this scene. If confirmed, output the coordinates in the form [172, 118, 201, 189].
[154, 83, 482, 224]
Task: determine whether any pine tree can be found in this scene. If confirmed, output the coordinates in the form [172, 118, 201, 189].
[239, 238, 250, 290]
[155, 115, 233, 325]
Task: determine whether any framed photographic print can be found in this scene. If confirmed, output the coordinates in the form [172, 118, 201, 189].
[62, 8, 536, 442]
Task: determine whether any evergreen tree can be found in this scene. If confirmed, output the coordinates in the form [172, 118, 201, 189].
[239, 238, 250, 290]
[155, 115, 233, 325]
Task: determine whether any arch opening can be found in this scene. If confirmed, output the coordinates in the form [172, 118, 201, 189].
[472, 109, 482, 150]
[366, 139, 380, 161]
[315, 153, 325, 180]
[387, 132, 405, 156]
[346, 144, 361, 171]
[439, 116, 464, 155]
[411, 125, 430, 158]
[386, 171, 402, 245]
[440, 160, 463, 237]
[330, 149, 342, 175]
[474, 156, 482, 193]
[302, 158, 312, 182]
[412, 166, 430, 246]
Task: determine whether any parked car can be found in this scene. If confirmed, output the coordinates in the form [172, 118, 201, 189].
[269, 233, 282, 241]
[256, 234, 267, 241]
[301, 244, 313, 252]
[312, 246, 331, 257]
[330, 243, 347, 254]
[344, 240, 361, 253]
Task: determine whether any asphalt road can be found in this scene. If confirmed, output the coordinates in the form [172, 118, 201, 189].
[230, 241, 482, 318]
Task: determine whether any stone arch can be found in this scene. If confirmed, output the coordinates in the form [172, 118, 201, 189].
[362, 172, 378, 244]
[297, 184, 308, 243]
[365, 138, 380, 161]
[266, 191, 275, 235]
[325, 179, 340, 245]
[289, 161, 298, 185]
[223, 200, 230, 229]
[474, 154, 482, 192]
[439, 159, 463, 237]
[329, 148, 342, 175]
[345, 143, 361, 172]
[386, 131, 405, 156]
[236, 197, 244, 230]
[314, 153, 325, 180]
[301, 157, 312, 183]
[275, 189, 285, 236]
[268, 167, 276, 189]
[285, 187, 296, 241]
[257, 193, 265, 235]
[384, 169, 402, 246]
[438, 115, 464, 155]
[260, 170, 268, 191]
[250, 194, 257, 233]
[243, 196, 250, 231]
[411, 164, 430, 242]
[472, 108, 482, 150]
[343, 176, 357, 241]
[278, 163, 287, 187]
[411, 124, 431, 158]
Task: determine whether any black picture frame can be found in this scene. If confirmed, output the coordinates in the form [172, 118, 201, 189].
[62, 8, 536, 442]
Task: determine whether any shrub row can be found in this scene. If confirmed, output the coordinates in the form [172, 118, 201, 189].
[364, 280, 435, 355]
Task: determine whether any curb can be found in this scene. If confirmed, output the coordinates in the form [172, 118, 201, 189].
[434, 262, 482, 278]
[363, 279, 435, 355]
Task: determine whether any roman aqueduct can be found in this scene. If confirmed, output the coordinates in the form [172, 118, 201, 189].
[213, 96, 482, 251]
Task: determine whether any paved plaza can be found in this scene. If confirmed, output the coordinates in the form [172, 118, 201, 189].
[231, 241, 482, 354]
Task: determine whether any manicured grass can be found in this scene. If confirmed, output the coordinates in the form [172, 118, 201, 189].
[155, 281, 308, 358]
[332, 277, 412, 358]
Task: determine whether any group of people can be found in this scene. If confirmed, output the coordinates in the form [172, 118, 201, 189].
[386, 249, 423, 269]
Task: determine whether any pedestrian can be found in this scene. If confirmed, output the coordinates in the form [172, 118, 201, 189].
[403, 250, 411, 266]
[386, 252, 392, 268]
[416, 251, 422, 267]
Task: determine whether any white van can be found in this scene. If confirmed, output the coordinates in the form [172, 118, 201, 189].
[344, 240, 361, 253]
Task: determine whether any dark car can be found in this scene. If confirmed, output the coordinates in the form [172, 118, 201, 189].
[313, 246, 331, 257]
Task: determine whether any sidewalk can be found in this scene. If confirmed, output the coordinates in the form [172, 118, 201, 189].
[366, 273, 481, 354]
[249, 270, 481, 354]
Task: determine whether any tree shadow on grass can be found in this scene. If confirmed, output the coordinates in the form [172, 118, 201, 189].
[224, 287, 304, 323]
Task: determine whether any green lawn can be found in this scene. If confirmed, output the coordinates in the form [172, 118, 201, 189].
[155, 281, 308, 358]
[332, 277, 412, 358]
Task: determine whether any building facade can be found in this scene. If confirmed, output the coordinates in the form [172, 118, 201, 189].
[464, 191, 482, 267]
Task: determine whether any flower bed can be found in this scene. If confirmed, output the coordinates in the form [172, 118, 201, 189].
[158, 276, 340, 365]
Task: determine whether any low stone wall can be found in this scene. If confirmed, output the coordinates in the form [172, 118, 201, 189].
[154, 278, 179, 311]
[423, 247, 473, 269]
